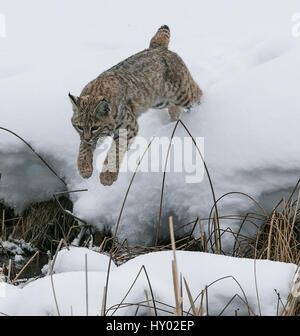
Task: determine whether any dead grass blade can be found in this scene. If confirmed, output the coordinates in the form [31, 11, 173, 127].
[109, 264, 157, 316]
[144, 289, 152, 316]
[85, 253, 88, 316]
[169, 216, 182, 316]
[12, 250, 39, 284]
[183, 277, 197, 315]
[0, 126, 66, 186]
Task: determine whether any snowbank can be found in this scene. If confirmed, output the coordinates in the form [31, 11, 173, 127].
[1, 0, 300, 246]
[0, 282, 20, 316]
[42, 247, 116, 274]
[0, 250, 297, 316]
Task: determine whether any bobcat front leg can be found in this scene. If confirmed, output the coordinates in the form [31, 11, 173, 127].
[100, 113, 138, 186]
[77, 141, 94, 178]
[168, 103, 183, 122]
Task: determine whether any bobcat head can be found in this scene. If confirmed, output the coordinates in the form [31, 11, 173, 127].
[69, 93, 116, 147]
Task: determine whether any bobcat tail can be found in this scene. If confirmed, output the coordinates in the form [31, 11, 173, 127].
[149, 25, 170, 49]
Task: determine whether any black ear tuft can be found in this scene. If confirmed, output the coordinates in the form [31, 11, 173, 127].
[96, 98, 110, 117]
[68, 93, 80, 115]
[68, 92, 79, 106]
[160, 25, 170, 31]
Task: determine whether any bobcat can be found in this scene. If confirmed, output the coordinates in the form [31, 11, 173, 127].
[69, 25, 202, 186]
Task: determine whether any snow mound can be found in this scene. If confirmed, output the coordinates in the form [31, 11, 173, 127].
[1, 250, 297, 316]
[42, 247, 116, 274]
[0, 283, 20, 316]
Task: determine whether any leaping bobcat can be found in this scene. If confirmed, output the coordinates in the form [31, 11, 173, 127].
[69, 25, 202, 186]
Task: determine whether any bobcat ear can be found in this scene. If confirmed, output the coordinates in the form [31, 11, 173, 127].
[95, 98, 110, 117]
[68, 93, 80, 114]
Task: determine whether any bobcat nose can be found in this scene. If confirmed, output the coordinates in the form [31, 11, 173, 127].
[83, 131, 92, 142]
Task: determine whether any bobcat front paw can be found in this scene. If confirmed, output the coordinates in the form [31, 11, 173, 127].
[78, 160, 93, 179]
[100, 170, 118, 186]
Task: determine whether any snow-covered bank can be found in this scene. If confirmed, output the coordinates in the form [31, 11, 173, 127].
[0, 248, 298, 316]
[41, 246, 117, 274]
[1, 0, 300, 246]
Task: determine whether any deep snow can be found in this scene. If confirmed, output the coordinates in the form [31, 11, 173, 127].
[0, 0, 300, 246]
[0, 248, 298, 316]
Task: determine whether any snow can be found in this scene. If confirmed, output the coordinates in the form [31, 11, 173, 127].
[1, 0, 300, 246]
[0, 282, 20, 316]
[41, 246, 116, 275]
[0, 238, 35, 256]
[0, 249, 297, 316]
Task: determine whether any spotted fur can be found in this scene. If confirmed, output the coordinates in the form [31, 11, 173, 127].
[69, 25, 202, 185]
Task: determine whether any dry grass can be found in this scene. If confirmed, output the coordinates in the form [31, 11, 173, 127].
[1, 192, 299, 315]
[1, 197, 79, 252]
[0, 196, 84, 281]
[19, 196, 80, 251]
[251, 188, 300, 316]
[253, 192, 300, 264]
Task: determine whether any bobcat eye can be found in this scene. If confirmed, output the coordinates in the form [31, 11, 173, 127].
[77, 126, 84, 132]
[91, 126, 99, 132]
